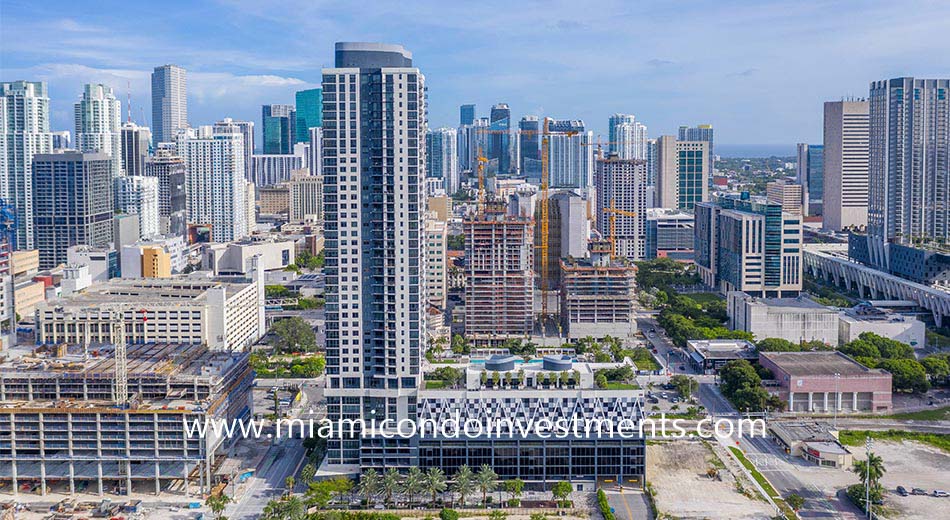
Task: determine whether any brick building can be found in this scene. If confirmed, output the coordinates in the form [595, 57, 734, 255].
[759, 351, 892, 413]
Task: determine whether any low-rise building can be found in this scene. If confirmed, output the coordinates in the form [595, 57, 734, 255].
[202, 237, 295, 276]
[728, 292, 839, 346]
[768, 421, 853, 468]
[838, 304, 925, 349]
[759, 351, 892, 413]
[66, 245, 119, 282]
[120, 235, 188, 278]
[685, 339, 758, 374]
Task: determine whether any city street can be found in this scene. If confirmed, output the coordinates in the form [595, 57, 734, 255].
[635, 314, 697, 376]
[226, 438, 309, 520]
[603, 486, 652, 520]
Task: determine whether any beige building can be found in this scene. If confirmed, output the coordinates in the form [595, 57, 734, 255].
[428, 195, 453, 221]
[766, 180, 804, 215]
[655, 136, 709, 210]
[258, 184, 290, 215]
[823, 100, 869, 231]
[426, 217, 448, 309]
[289, 172, 323, 222]
[141, 246, 172, 278]
[768, 421, 853, 468]
[12, 250, 40, 276]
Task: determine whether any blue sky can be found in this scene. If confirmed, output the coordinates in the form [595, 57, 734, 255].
[2, 0, 948, 147]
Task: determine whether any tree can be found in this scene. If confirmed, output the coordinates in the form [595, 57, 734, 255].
[921, 356, 950, 383]
[206, 493, 231, 520]
[271, 316, 317, 353]
[839, 339, 880, 359]
[404, 467, 426, 507]
[595, 373, 608, 389]
[452, 465, 476, 506]
[425, 468, 448, 505]
[261, 496, 305, 520]
[382, 468, 403, 506]
[285, 476, 295, 493]
[475, 464, 499, 506]
[755, 338, 801, 352]
[878, 358, 931, 393]
[502, 478, 525, 506]
[718, 360, 761, 397]
[551, 481, 573, 506]
[359, 468, 382, 506]
[451, 334, 471, 355]
[669, 374, 698, 400]
[858, 332, 914, 359]
[853, 452, 886, 487]
[786, 493, 805, 511]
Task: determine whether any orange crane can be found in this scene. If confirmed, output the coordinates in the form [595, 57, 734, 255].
[475, 146, 488, 210]
[602, 198, 638, 258]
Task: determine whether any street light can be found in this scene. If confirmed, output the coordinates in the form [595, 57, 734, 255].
[865, 435, 873, 519]
[833, 372, 840, 429]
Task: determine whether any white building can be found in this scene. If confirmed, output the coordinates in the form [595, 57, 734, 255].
[427, 127, 459, 195]
[213, 118, 254, 181]
[202, 237, 295, 276]
[426, 218, 448, 309]
[66, 245, 117, 282]
[838, 305, 926, 349]
[609, 114, 648, 161]
[289, 172, 323, 222]
[115, 175, 160, 239]
[178, 130, 248, 242]
[1, 81, 54, 249]
[308, 127, 323, 177]
[151, 64, 187, 145]
[74, 83, 122, 178]
[595, 154, 648, 260]
[547, 123, 594, 194]
[728, 292, 839, 345]
[822, 100, 869, 231]
[120, 234, 188, 277]
[249, 153, 305, 187]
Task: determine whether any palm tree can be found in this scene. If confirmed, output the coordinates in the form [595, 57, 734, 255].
[475, 465, 499, 506]
[261, 496, 306, 520]
[424, 467, 448, 506]
[285, 475, 296, 494]
[359, 468, 383, 507]
[300, 463, 316, 489]
[404, 467, 426, 507]
[382, 468, 403, 506]
[853, 452, 886, 486]
[205, 493, 231, 520]
[452, 465, 477, 507]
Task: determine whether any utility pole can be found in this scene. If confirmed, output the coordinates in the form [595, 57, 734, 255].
[833, 372, 840, 429]
[865, 435, 872, 519]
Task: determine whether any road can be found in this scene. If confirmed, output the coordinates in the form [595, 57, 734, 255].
[227, 438, 308, 519]
[603, 486, 653, 520]
[635, 315, 698, 376]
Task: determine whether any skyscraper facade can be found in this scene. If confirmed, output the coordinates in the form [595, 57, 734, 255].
[144, 144, 187, 231]
[322, 42, 425, 470]
[262, 104, 296, 154]
[867, 78, 950, 268]
[213, 118, 254, 181]
[32, 152, 114, 268]
[426, 127, 459, 195]
[518, 116, 541, 178]
[459, 104, 475, 126]
[151, 64, 187, 145]
[74, 83, 122, 179]
[795, 143, 824, 216]
[120, 122, 151, 176]
[546, 119, 594, 193]
[178, 130, 248, 242]
[655, 136, 709, 210]
[295, 88, 323, 144]
[822, 100, 869, 231]
[609, 114, 648, 160]
[488, 103, 511, 174]
[457, 117, 487, 172]
[115, 175, 160, 239]
[595, 155, 649, 260]
[308, 126, 323, 177]
[678, 124, 714, 162]
[0, 80, 53, 249]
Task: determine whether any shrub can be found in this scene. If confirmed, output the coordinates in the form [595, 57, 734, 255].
[439, 509, 459, 520]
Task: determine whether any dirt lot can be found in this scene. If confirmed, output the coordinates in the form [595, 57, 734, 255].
[856, 441, 948, 520]
[647, 440, 775, 519]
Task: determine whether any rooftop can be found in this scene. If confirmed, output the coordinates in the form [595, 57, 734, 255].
[761, 351, 887, 377]
[687, 339, 758, 359]
[39, 276, 253, 308]
[731, 292, 834, 311]
[769, 421, 837, 442]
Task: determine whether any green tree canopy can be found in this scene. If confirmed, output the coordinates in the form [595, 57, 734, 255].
[270, 316, 317, 353]
[878, 358, 930, 393]
[755, 338, 800, 352]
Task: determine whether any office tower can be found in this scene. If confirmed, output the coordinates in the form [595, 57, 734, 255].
[457, 117, 488, 172]
[120, 122, 151, 176]
[151, 64, 187, 144]
[51, 131, 70, 150]
[867, 78, 950, 269]
[795, 143, 824, 216]
[464, 208, 534, 339]
[560, 240, 637, 339]
[249, 153, 305, 186]
[645, 138, 657, 187]
[178, 131, 248, 242]
[32, 152, 114, 268]
[1, 81, 53, 249]
[74, 83, 122, 179]
[288, 173, 323, 222]
[678, 124, 715, 162]
[144, 143, 187, 230]
[646, 208, 694, 261]
[213, 118, 254, 181]
[488, 103, 511, 174]
[547, 119, 594, 193]
[655, 136, 709, 210]
[595, 154, 648, 260]
[322, 42, 424, 470]
[695, 195, 802, 297]
[426, 127, 459, 195]
[459, 104, 475, 126]
[262, 104, 296, 154]
[766, 180, 804, 215]
[426, 218, 447, 309]
[295, 88, 322, 144]
[115, 175, 160, 239]
[609, 114, 648, 160]
[308, 127, 323, 176]
[518, 116, 541, 179]
[822, 100, 869, 231]
[535, 190, 589, 290]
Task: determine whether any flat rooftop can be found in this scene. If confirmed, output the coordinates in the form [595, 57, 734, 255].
[769, 421, 837, 442]
[687, 339, 757, 359]
[762, 351, 886, 377]
[39, 276, 251, 307]
[732, 293, 834, 311]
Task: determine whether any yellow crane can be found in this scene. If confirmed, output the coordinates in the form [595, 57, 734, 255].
[475, 146, 488, 211]
[602, 198, 638, 259]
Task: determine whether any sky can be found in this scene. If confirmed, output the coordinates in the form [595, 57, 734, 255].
[2, 0, 948, 148]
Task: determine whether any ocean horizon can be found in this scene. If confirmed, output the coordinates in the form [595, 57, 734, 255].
[717, 144, 796, 158]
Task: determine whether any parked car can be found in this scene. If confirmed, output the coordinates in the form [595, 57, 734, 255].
[660, 393, 669, 399]
[912, 488, 928, 496]
[896, 486, 908, 496]
[678, 365, 686, 371]
[649, 328, 656, 333]
[934, 490, 949, 497]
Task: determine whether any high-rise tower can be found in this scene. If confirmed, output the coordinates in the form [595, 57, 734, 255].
[151, 65, 187, 144]
[822, 100, 869, 231]
[75, 83, 122, 179]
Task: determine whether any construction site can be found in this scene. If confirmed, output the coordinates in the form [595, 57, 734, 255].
[560, 239, 638, 340]
[0, 342, 253, 498]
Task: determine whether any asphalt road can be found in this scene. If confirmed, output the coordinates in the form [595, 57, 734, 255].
[604, 487, 653, 520]
[226, 439, 308, 519]
[635, 315, 698, 376]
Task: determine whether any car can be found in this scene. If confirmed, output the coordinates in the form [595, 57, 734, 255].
[912, 488, 928, 496]
[671, 397, 680, 403]
[652, 348, 658, 354]
[649, 328, 656, 332]
[660, 393, 669, 399]
[896, 486, 908, 496]
[934, 490, 949, 497]
[678, 365, 686, 371]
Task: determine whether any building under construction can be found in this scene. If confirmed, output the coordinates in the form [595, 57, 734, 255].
[0, 342, 253, 497]
[560, 240, 638, 340]
[464, 203, 534, 344]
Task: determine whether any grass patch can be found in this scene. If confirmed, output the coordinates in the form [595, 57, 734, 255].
[839, 429, 950, 453]
[729, 447, 779, 498]
[603, 382, 639, 390]
[685, 292, 724, 304]
[886, 406, 950, 421]
[425, 380, 447, 389]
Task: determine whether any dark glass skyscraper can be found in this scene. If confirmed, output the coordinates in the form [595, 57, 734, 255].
[261, 104, 296, 154]
[518, 115, 540, 178]
[295, 88, 323, 144]
[488, 103, 511, 174]
[459, 104, 475, 126]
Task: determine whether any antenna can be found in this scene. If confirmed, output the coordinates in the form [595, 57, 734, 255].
[127, 80, 132, 124]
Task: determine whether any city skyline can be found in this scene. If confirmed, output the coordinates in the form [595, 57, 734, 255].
[2, 1, 948, 148]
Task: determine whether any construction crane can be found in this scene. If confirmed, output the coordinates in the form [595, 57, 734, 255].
[580, 140, 624, 160]
[475, 146, 488, 211]
[602, 198, 638, 259]
[111, 311, 129, 407]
